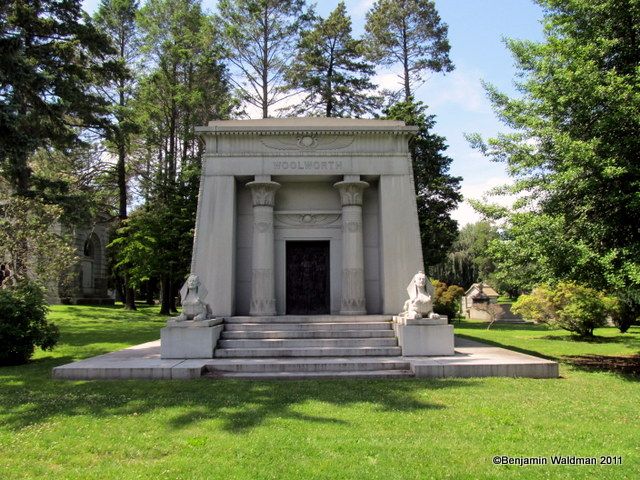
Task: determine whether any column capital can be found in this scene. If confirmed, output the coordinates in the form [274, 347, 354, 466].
[333, 180, 369, 207]
[247, 180, 280, 207]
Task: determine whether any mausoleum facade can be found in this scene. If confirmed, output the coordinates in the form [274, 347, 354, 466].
[192, 118, 425, 317]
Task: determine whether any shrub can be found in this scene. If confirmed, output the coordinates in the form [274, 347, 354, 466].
[432, 280, 464, 321]
[0, 281, 59, 365]
[611, 291, 640, 333]
[512, 282, 616, 338]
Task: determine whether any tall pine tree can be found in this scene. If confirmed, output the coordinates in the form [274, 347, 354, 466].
[217, 0, 311, 118]
[386, 100, 462, 268]
[284, 2, 379, 117]
[114, 0, 234, 314]
[0, 0, 116, 195]
[365, 0, 453, 102]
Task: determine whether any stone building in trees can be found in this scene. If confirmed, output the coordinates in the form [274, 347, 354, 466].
[64, 220, 113, 305]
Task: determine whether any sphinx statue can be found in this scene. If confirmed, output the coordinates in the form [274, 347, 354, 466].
[171, 274, 211, 322]
[399, 270, 436, 320]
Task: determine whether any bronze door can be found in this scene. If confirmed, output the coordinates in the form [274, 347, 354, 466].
[286, 241, 330, 314]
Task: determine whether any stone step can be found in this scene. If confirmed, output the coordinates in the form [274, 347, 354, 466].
[223, 322, 392, 332]
[214, 346, 403, 358]
[205, 370, 414, 380]
[218, 337, 398, 349]
[221, 329, 396, 339]
[205, 358, 410, 373]
[224, 315, 393, 324]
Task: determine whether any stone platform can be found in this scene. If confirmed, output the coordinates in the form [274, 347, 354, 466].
[52, 337, 559, 380]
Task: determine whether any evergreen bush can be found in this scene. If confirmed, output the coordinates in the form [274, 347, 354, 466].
[0, 281, 59, 365]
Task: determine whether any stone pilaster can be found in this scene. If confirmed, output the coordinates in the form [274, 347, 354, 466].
[247, 179, 280, 316]
[334, 179, 369, 315]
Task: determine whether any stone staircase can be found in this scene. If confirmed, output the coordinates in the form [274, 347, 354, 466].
[207, 315, 413, 379]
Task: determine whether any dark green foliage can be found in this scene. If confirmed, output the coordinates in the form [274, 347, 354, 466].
[431, 280, 464, 321]
[0, 0, 117, 194]
[470, 0, 640, 302]
[611, 290, 640, 334]
[364, 0, 453, 101]
[110, 0, 234, 314]
[385, 100, 462, 267]
[284, 2, 380, 117]
[431, 221, 499, 289]
[0, 281, 58, 365]
[110, 164, 199, 293]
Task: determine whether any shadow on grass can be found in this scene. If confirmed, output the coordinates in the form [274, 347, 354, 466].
[540, 334, 640, 348]
[0, 361, 471, 434]
[455, 321, 552, 332]
[562, 354, 640, 381]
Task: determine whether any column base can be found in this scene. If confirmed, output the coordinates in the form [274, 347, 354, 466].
[250, 300, 276, 317]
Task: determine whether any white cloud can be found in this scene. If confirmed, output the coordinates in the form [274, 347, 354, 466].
[452, 176, 515, 226]
[371, 69, 403, 92]
[419, 67, 490, 113]
[370, 64, 491, 115]
[350, 0, 376, 17]
[238, 90, 308, 119]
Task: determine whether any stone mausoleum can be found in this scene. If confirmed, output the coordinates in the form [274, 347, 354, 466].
[161, 117, 455, 363]
[192, 118, 424, 317]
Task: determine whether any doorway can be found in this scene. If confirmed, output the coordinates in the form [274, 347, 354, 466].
[285, 241, 330, 314]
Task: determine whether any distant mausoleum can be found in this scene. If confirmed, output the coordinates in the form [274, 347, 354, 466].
[48, 220, 114, 305]
[461, 282, 522, 322]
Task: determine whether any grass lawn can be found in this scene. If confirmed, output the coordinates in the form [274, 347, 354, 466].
[1, 305, 638, 479]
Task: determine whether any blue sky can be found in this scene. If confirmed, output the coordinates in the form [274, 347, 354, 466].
[82, 0, 545, 225]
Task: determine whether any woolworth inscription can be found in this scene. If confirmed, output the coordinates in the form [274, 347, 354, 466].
[271, 160, 344, 171]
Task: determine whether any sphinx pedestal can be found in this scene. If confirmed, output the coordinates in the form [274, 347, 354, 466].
[160, 318, 223, 359]
[392, 315, 455, 356]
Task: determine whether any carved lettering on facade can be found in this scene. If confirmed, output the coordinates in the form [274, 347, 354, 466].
[272, 160, 344, 171]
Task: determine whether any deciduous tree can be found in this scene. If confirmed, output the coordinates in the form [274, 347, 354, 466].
[431, 221, 499, 289]
[469, 0, 640, 311]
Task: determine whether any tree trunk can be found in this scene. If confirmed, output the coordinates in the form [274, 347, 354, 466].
[326, 60, 334, 117]
[402, 19, 411, 102]
[159, 275, 171, 315]
[124, 275, 136, 310]
[262, 4, 269, 118]
[117, 140, 127, 219]
[145, 279, 155, 305]
[169, 279, 178, 313]
[114, 276, 125, 302]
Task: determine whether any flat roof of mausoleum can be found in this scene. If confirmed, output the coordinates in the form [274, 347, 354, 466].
[197, 117, 418, 135]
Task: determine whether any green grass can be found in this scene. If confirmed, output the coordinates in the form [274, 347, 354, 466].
[455, 319, 640, 359]
[1, 305, 639, 479]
